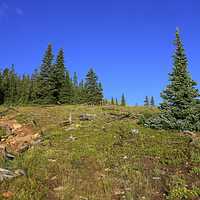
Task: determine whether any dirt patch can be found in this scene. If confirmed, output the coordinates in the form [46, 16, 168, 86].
[0, 118, 40, 154]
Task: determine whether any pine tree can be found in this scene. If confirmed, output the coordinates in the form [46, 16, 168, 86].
[59, 70, 74, 104]
[111, 97, 115, 105]
[160, 29, 199, 120]
[150, 96, 155, 107]
[85, 68, 103, 105]
[77, 80, 86, 104]
[51, 48, 69, 103]
[115, 98, 118, 106]
[144, 96, 149, 106]
[37, 44, 54, 104]
[29, 69, 39, 103]
[18, 74, 31, 104]
[121, 93, 126, 106]
[73, 72, 78, 88]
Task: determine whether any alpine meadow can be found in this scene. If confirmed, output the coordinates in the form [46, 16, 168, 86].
[0, 1, 200, 200]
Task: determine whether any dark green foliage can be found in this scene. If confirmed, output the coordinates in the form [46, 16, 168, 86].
[115, 98, 119, 106]
[73, 72, 78, 88]
[29, 69, 39, 103]
[150, 96, 155, 107]
[121, 93, 126, 106]
[111, 97, 115, 105]
[84, 68, 103, 105]
[143, 29, 200, 131]
[144, 96, 149, 106]
[59, 71, 74, 104]
[37, 44, 54, 104]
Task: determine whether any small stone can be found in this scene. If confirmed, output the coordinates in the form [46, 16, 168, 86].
[79, 114, 96, 121]
[50, 176, 57, 181]
[53, 186, 64, 192]
[123, 155, 128, 160]
[131, 128, 139, 135]
[14, 169, 26, 176]
[2, 191, 14, 198]
[152, 177, 161, 180]
[67, 135, 77, 141]
[48, 159, 57, 162]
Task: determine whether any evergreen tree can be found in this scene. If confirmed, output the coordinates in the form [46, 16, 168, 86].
[144, 96, 149, 106]
[115, 98, 118, 106]
[160, 29, 199, 120]
[121, 93, 126, 106]
[59, 70, 74, 104]
[85, 68, 103, 105]
[52, 48, 70, 103]
[76, 80, 86, 104]
[144, 29, 200, 131]
[150, 96, 155, 107]
[37, 44, 54, 104]
[18, 74, 31, 104]
[111, 97, 115, 105]
[29, 69, 39, 103]
[73, 72, 78, 88]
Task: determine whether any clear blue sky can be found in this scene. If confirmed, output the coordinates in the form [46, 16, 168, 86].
[0, 0, 200, 105]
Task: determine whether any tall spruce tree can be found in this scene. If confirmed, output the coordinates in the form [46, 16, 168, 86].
[37, 44, 54, 104]
[59, 70, 74, 104]
[85, 68, 103, 105]
[111, 97, 115, 105]
[150, 96, 155, 107]
[160, 29, 199, 120]
[144, 29, 200, 131]
[121, 93, 126, 106]
[144, 96, 149, 106]
[52, 48, 67, 103]
[73, 72, 78, 88]
[115, 98, 119, 106]
[29, 69, 39, 103]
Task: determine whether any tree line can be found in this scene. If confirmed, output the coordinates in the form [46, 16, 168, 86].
[0, 44, 103, 105]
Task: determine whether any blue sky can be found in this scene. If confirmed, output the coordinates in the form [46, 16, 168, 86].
[0, 0, 200, 105]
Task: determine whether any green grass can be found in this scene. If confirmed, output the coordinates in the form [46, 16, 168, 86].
[0, 105, 199, 200]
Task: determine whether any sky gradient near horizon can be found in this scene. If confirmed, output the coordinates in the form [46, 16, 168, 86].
[0, 0, 200, 105]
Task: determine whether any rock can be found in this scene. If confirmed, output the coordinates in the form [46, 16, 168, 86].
[48, 159, 57, 162]
[67, 135, 77, 142]
[14, 169, 26, 176]
[183, 130, 196, 137]
[50, 176, 57, 181]
[18, 143, 30, 153]
[79, 196, 89, 200]
[12, 123, 22, 131]
[79, 114, 96, 121]
[131, 128, 139, 135]
[123, 155, 128, 160]
[0, 168, 15, 181]
[152, 177, 161, 180]
[53, 186, 64, 192]
[190, 137, 200, 149]
[4, 148, 15, 160]
[65, 127, 76, 132]
[2, 191, 14, 198]
[0, 168, 25, 182]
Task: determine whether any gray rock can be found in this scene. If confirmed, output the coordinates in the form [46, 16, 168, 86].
[79, 114, 96, 121]
[0, 168, 25, 182]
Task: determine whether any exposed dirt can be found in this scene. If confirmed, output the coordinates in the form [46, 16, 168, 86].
[0, 117, 40, 154]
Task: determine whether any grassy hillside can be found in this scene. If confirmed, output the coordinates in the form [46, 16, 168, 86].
[0, 105, 199, 200]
